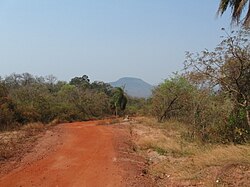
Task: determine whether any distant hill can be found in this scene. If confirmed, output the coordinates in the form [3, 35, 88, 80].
[110, 77, 153, 98]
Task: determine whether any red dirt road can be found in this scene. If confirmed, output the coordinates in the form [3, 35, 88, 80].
[0, 121, 141, 187]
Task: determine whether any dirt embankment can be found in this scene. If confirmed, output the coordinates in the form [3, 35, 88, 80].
[0, 121, 153, 187]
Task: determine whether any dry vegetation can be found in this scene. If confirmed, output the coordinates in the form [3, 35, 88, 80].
[0, 122, 54, 165]
[95, 118, 123, 126]
[131, 117, 250, 186]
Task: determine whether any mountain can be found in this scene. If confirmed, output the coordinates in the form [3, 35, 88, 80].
[110, 77, 153, 98]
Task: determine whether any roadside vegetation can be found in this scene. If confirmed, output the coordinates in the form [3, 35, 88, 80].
[151, 28, 250, 144]
[124, 28, 250, 186]
[0, 122, 49, 162]
[0, 74, 127, 132]
[130, 117, 250, 186]
[0, 74, 129, 162]
[2, 28, 248, 144]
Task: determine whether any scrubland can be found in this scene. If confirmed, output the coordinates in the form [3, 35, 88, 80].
[130, 117, 250, 186]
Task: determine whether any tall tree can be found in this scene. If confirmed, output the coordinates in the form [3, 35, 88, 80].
[111, 87, 127, 116]
[185, 29, 250, 128]
[218, 0, 250, 27]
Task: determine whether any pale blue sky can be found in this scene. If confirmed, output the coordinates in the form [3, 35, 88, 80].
[0, 0, 233, 85]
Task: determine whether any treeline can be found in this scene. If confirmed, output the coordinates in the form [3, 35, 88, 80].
[0, 74, 126, 130]
[150, 29, 250, 143]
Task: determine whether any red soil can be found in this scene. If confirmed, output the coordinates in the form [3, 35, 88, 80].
[0, 121, 152, 187]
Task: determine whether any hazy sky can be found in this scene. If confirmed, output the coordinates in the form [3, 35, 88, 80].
[0, 0, 233, 85]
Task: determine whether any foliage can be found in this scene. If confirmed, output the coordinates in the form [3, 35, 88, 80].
[218, 0, 250, 27]
[110, 87, 127, 116]
[185, 29, 250, 102]
[0, 83, 17, 130]
[151, 76, 195, 122]
[0, 73, 115, 131]
[69, 75, 90, 88]
[185, 28, 250, 132]
[151, 28, 250, 143]
[126, 97, 151, 116]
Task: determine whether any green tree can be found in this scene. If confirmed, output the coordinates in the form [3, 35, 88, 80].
[151, 76, 195, 122]
[111, 87, 127, 116]
[218, 0, 250, 27]
[57, 83, 111, 121]
[69, 75, 90, 88]
[10, 83, 56, 123]
[90, 81, 112, 96]
[126, 97, 150, 116]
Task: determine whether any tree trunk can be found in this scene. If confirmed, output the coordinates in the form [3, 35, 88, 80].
[247, 108, 250, 128]
[115, 103, 118, 117]
[243, 100, 250, 128]
[159, 96, 178, 122]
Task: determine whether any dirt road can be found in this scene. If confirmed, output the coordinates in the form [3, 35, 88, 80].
[0, 121, 152, 187]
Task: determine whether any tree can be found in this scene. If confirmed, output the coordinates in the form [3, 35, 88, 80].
[185, 28, 250, 128]
[4, 73, 37, 88]
[151, 76, 195, 122]
[111, 87, 127, 116]
[126, 97, 150, 116]
[0, 83, 17, 130]
[90, 81, 113, 96]
[57, 83, 111, 121]
[10, 83, 55, 123]
[218, 0, 250, 27]
[151, 74, 237, 142]
[69, 75, 90, 88]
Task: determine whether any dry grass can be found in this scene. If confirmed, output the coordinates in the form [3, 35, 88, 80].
[131, 117, 250, 186]
[134, 117, 196, 157]
[0, 130, 26, 160]
[0, 122, 47, 162]
[21, 122, 44, 131]
[194, 145, 250, 167]
[48, 118, 62, 126]
[109, 118, 122, 124]
[96, 120, 110, 126]
[96, 118, 124, 126]
[151, 144, 250, 177]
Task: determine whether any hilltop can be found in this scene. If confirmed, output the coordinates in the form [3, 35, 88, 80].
[110, 77, 153, 98]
